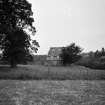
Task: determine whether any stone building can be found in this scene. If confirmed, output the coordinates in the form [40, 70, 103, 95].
[46, 47, 63, 65]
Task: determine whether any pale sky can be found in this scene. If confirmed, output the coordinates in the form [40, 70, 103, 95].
[29, 0, 105, 54]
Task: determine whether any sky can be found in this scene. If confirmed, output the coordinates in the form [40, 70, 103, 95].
[29, 0, 105, 54]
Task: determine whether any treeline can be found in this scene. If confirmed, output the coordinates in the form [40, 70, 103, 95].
[77, 48, 105, 69]
[60, 43, 105, 69]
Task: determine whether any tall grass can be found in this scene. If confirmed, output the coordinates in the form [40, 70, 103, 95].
[0, 64, 105, 80]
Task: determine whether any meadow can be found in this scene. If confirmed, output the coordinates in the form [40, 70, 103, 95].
[0, 80, 105, 105]
[0, 65, 105, 104]
[0, 64, 105, 80]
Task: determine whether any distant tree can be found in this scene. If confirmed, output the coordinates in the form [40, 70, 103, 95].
[101, 48, 105, 56]
[94, 48, 105, 58]
[88, 51, 94, 58]
[94, 50, 100, 58]
[0, 0, 39, 67]
[60, 43, 82, 65]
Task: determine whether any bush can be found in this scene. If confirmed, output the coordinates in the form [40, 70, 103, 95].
[60, 43, 82, 65]
[76, 54, 105, 69]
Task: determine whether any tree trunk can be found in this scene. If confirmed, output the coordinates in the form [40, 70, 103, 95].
[10, 58, 17, 68]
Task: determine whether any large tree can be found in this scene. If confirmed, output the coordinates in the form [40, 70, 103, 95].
[0, 0, 39, 67]
[60, 43, 82, 65]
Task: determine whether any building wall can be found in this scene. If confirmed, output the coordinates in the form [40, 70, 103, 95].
[46, 47, 63, 66]
[47, 60, 62, 66]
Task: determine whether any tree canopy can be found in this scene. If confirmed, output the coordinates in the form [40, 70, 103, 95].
[0, 0, 39, 67]
[60, 43, 82, 65]
[94, 48, 105, 58]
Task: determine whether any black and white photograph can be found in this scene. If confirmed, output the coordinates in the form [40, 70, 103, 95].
[0, 0, 105, 104]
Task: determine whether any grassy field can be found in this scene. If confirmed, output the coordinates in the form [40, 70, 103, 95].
[0, 64, 105, 80]
[0, 65, 105, 104]
[0, 80, 105, 105]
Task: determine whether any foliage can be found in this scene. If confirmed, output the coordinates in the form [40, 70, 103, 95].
[31, 55, 47, 65]
[94, 48, 105, 58]
[0, 0, 39, 67]
[2, 29, 39, 66]
[60, 43, 82, 65]
[77, 48, 105, 69]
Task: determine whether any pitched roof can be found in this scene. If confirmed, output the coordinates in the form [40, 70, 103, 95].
[48, 47, 63, 56]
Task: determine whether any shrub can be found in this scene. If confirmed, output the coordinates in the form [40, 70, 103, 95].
[60, 43, 82, 65]
[76, 53, 105, 69]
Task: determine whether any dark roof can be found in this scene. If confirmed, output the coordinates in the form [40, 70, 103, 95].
[48, 47, 63, 56]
